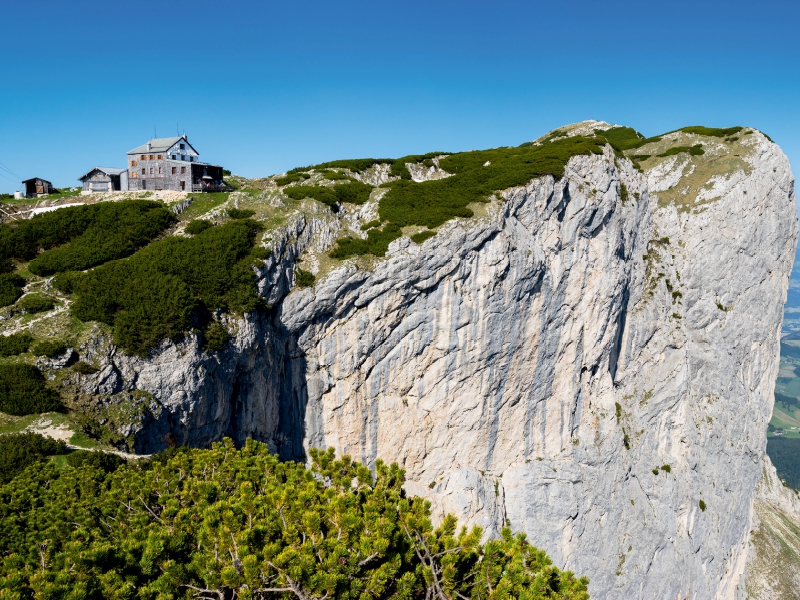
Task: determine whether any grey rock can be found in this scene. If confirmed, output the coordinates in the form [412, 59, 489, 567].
[75, 128, 796, 598]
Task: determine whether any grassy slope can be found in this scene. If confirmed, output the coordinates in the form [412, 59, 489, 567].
[745, 466, 800, 598]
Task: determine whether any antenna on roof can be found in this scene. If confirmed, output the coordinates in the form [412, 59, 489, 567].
[154, 125, 157, 139]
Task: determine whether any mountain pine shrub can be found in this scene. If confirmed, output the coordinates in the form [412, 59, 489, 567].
[0, 200, 174, 276]
[16, 293, 55, 314]
[57, 220, 264, 356]
[0, 363, 62, 415]
[185, 219, 213, 235]
[0, 274, 25, 308]
[31, 339, 67, 358]
[0, 440, 589, 599]
[0, 432, 66, 484]
[0, 332, 33, 357]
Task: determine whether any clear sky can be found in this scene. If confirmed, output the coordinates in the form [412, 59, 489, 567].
[1, 0, 799, 192]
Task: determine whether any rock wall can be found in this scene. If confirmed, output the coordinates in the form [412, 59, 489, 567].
[75, 130, 796, 598]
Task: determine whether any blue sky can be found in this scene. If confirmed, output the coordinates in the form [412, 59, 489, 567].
[1, 0, 799, 191]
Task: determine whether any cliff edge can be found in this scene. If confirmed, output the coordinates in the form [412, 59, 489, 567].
[67, 122, 797, 597]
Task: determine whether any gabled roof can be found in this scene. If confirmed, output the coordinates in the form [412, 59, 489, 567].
[78, 167, 127, 181]
[127, 136, 198, 155]
[21, 177, 51, 184]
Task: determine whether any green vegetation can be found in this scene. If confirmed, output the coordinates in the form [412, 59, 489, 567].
[767, 437, 800, 489]
[184, 219, 213, 235]
[0, 363, 62, 415]
[659, 144, 705, 157]
[411, 230, 436, 244]
[0, 274, 24, 307]
[16, 293, 55, 313]
[274, 172, 311, 185]
[177, 193, 230, 221]
[0, 201, 173, 277]
[361, 219, 381, 230]
[0, 432, 66, 484]
[594, 127, 662, 151]
[0, 440, 589, 599]
[227, 208, 255, 219]
[661, 464, 671, 473]
[677, 126, 743, 138]
[55, 220, 264, 356]
[64, 449, 125, 473]
[280, 133, 647, 260]
[388, 152, 448, 179]
[699, 499, 707, 512]
[330, 223, 403, 259]
[382, 136, 605, 229]
[0, 332, 33, 356]
[284, 181, 373, 207]
[322, 170, 354, 181]
[615, 401, 622, 421]
[201, 321, 228, 352]
[72, 361, 99, 375]
[295, 268, 316, 288]
[31, 339, 67, 358]
[288, 158, 392, 174]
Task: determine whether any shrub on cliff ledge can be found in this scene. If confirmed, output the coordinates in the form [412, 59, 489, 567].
[0, 363, 62, 415]
[0, 200, 173, 276]
[0, 440, 589, 599]
[330, 136, 607, 259]
[57, 219, 264, 356]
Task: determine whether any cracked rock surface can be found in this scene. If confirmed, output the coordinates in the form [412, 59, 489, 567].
[77, 129, 796, 598]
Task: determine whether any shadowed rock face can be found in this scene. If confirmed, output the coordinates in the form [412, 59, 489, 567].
[77, 125, 796, 598]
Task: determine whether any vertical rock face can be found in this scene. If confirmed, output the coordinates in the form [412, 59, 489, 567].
[78, 125, 796, 597]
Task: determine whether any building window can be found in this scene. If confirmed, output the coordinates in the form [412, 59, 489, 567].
[158, 167, 162, 174]
[140, 155, 145, 160]
[171, 167, 176, 174]
[149, 168, 154, 174]
[180, 143, 185, 150]
[141, 168, 145, 175]
[181, 166, 186, 174]
[130, 160, 137, 167]
[149, 154, 154, 160]
[158, 155, 163, 160]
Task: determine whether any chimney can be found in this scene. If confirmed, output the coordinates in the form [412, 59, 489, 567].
[182, 133, 187, 140]
[147, 142, 151, 152]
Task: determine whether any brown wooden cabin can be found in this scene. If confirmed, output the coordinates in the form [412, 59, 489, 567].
[21, 177, 54, 198]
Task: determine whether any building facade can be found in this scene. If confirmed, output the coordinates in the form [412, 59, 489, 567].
[125, 135, 227, 192]
[21, 177, 54, 198]
[78, 167, 128, 193]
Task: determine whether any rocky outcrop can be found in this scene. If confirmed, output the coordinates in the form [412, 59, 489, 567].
[74, 124, 797, 598]
[738, 457, 800, 598]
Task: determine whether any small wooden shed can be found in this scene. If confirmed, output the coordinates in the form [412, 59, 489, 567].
[78, 167, 128, 193]
[21, 177, 54, 198]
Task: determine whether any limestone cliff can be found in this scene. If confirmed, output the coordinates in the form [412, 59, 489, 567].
[72, 123, 797, 598]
